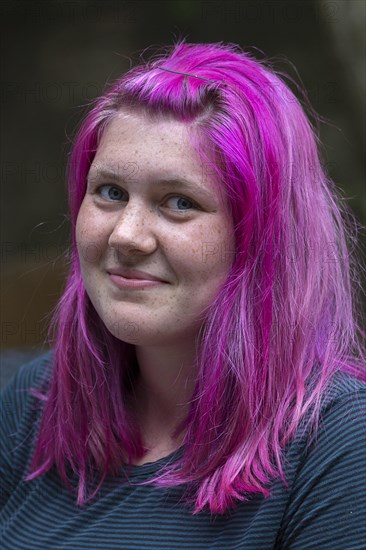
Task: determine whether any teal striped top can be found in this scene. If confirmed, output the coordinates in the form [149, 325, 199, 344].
[1, 352, 365, 549]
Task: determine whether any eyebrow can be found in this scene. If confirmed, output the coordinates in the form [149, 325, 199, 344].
[87, 167, 215, 202]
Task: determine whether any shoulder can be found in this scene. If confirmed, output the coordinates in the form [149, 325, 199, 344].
[320, 369, 366, 409]
[277, 372, 366, 547]
[314, 369, 365, 451]
[299, 369, 365, 437]
[1, 350, 54, 432]
[284, 370, 366, 486]
[1, 349, 54, 390]
[0, 351, 54, 502]
[315, 371, 366, 444]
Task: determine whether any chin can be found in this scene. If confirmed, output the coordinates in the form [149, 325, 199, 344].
[101, 315, 195, 348]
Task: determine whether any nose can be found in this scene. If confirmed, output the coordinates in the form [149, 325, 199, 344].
[108, 201, 158, 257]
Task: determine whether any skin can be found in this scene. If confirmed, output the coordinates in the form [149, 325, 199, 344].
[76, 109, 235, 463]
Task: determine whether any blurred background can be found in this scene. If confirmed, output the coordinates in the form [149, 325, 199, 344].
[1, 0, 365, 379]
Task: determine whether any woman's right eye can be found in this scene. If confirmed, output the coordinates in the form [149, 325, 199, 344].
[96, 185, 126, 201]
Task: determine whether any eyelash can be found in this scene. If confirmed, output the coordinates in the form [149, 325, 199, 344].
[95, 184, 200, 213]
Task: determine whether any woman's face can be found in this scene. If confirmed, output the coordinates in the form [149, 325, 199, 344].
[76, 110, 235, 347]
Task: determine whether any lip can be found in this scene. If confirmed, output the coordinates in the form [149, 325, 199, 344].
[107, 268, 168, 290]
[107, 268, 167, 282]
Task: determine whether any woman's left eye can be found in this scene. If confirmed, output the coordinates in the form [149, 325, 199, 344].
[165, 196, 197, 211]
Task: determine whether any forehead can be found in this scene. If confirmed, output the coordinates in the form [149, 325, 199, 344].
[96, 110, 194, 160]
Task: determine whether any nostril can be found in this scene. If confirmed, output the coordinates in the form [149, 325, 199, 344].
[108, 225, 158, 256]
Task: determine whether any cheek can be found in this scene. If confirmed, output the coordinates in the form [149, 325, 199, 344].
[193, 221, 235, 277]
[199, 241, 234, 275]
[75, 206, 108, 266]
[170, 221, 235, 283]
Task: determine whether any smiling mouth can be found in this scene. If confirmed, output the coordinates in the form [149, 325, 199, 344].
[108, 273, 166, 290]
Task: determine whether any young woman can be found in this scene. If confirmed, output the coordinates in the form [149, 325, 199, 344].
[1, 41, 365, 549]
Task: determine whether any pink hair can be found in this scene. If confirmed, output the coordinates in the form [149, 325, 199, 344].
[25, 41, 366, 514]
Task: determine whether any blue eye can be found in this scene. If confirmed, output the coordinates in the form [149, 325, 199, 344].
[166, 196, 196, 211]
[98, 185, 125, 201]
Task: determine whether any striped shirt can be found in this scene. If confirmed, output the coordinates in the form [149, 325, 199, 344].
[1, 352, 365, 549]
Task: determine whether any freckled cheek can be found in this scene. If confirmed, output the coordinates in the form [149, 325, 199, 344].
[189, 227, 235, 276]
[75, 212, 110, 266]
[169, 228, 234, 284]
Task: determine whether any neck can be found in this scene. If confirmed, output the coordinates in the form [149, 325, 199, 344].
[132, 340, 198, 448]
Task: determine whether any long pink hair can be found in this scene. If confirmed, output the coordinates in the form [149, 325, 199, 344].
[25, 41, 366, 514]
